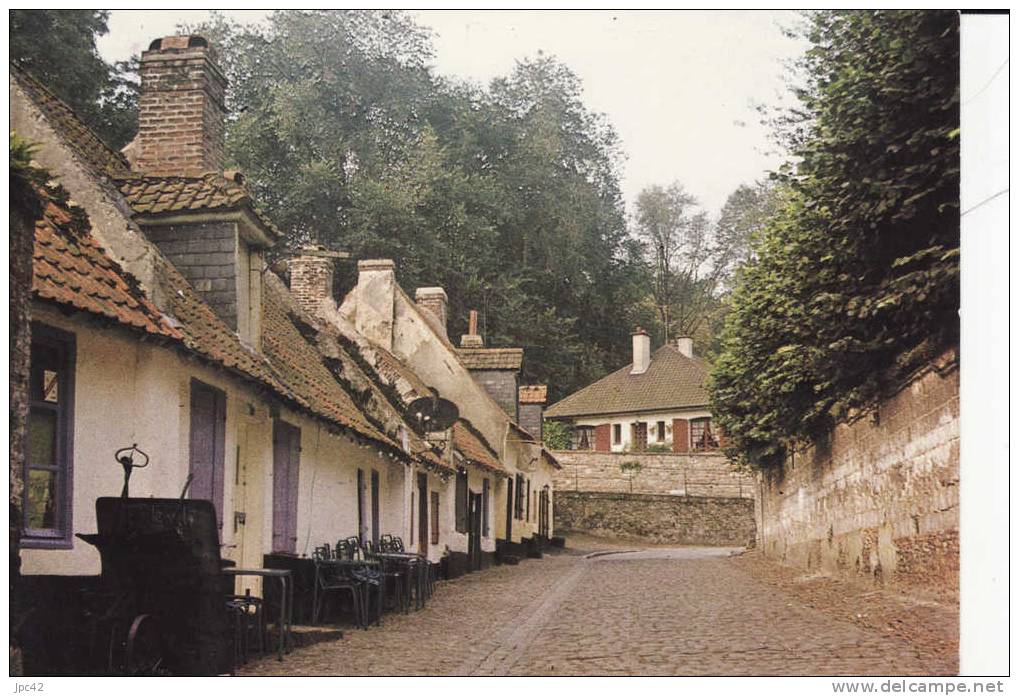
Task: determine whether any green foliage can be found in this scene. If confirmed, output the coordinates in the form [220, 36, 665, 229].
[10, 10, 138, 149]
[542, 420, 571, 451]
[191, 11, 646, 399]
[619, 460, 642, 474]
[710, 10, 960, 469]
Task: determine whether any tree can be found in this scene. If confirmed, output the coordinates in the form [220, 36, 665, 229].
[710, 10, 960, 469]
[633, 182, 756, 347]
[10, 10, 138, 149]
[193, 12, 645, 399]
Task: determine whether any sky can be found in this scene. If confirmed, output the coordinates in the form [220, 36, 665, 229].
[97, 10, 808, 217]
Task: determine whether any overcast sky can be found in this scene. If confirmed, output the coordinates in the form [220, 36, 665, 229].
[97, 10, 807, 217]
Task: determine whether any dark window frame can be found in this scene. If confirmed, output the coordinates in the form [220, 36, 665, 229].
[430, 491, 440, 545]
[23, 323, 76, 549]
[690, 417, 719, 452]
[612, 423, 622, 445]
[657, 420, 666, 442]
[482, 478, 490, 537]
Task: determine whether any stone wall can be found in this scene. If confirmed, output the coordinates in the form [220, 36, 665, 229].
[555, 491, 756, 547]
[552, 450, 755, 499]
[759, 351, 959, 597]
[519, 402, 543, 440]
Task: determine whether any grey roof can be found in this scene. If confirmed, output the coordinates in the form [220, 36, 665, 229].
[544, 345, 710, 418]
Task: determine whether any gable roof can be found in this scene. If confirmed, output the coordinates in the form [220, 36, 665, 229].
[30, 181, 180, 340]
[457, 347, 523, 371]
[544, 345, 710, 418]
[11, 65, 131, 178]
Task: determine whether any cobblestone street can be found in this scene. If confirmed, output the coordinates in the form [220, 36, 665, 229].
[240, 537, 956, 676]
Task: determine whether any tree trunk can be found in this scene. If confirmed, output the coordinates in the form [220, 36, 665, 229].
[9, 182, 39, 676]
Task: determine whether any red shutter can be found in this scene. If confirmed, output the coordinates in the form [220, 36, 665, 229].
[716, 424, 727, 449]
[672, 419, 689, 453]
[594, 424, 611, 452]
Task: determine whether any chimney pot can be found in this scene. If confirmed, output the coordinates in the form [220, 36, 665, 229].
[461, 309, 484, 348]
[630, 327, 651, 375]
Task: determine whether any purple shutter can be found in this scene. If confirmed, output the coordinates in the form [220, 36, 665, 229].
[273, 420, 300, 553]
[189, 380, 226, 534]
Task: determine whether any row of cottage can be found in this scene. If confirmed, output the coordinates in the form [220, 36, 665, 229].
[11, 35, 559, 592]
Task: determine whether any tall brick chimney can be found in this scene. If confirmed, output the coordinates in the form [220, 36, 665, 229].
[415, 287, 448, 339]
[134, 35, 226, 175]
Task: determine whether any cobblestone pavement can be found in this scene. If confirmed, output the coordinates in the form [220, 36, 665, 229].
[240, 542, 949, 676]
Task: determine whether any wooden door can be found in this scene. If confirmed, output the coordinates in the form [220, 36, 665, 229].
[189, 380, 226, 533]
[417, 473, 428, 553]
[468, 492, 482, 570]
[370, 469, 380, 545]
[505, 477, 513, 541]
[272, 420, 300, 554]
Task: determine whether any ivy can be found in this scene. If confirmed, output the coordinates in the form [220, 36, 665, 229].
[710, 11, 960, 470]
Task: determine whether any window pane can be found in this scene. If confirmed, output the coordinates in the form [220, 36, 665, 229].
[26, 468, 58, 529]
[29, 408, 57, 468]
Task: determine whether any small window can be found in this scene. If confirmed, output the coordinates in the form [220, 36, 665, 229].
[657, 421, 666, 442]
[612, 423, 622, 445]
[526, 479, 531, 522]
[23, 325, 75, 548]
[430, 491, 440, 545]
[575, 426, 593, 450]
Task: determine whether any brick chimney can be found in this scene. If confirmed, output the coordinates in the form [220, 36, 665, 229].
[134, 35, 226, 175]
[290, 247, 335, 316]
[460, 310, 484, 348]
[415, 287, 448, 339]
[630, 327, 651, 375]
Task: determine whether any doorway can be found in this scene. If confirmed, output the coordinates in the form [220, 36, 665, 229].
[468, 491, 482, 571]
[417, 472, 428, 554]
[370, 469, 380, 545]
[505, 477, 513, 542]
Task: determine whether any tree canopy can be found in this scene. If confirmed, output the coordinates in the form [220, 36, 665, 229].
[710, 10, 960, 469]
[10, 10, 138, 149]
[191, 10, 649, 399]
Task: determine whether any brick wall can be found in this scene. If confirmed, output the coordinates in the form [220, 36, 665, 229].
[552, 450, 755, 499]
[290, 254, 334, 316]
[145, 222, 238, 328]
[470, 369, 519, 421]
[759, 350, 959, 597]
[555, 491, 756, 547]
[136, 37, 227, 175]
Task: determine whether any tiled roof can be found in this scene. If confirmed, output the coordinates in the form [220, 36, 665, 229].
[518, 384, 547, 404]
[457, 347, 524, 371]
[32, 183, 181, 339]
[260, 278, 399, 448]
[11, 66, 131, 178]
[453, 421, 507, 477]
[115, 173, 282, 240]
[544, 345, 710, 418]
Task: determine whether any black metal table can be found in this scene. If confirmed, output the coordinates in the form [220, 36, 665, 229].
[222, 567, 293, 661]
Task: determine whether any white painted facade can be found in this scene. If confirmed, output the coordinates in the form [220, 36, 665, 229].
[569, 408, 714, 453]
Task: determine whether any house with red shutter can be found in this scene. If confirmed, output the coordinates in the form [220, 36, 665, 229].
[544, 329, 721, 453]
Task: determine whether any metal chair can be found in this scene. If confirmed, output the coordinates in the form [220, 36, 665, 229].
[312, 545, 364, 629]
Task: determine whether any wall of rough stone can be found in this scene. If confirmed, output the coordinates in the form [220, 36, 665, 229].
[555, 491, 756, 546]
[552, 450, 755, 499]
[759, 351, 959, 597]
